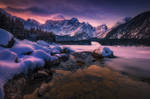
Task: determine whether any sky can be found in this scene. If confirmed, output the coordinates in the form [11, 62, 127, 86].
[0, 0, 150, 27]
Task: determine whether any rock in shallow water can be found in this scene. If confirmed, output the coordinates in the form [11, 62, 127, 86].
[93, 47, 114, 58]
[102, 47, 114, 57]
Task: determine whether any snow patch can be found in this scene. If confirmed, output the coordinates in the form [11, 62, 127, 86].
[0, 49, 18, 62]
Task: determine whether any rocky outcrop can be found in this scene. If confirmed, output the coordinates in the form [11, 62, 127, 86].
[0, 29, 14, 48]
[93, 47, 114, 58]
[3, 68, 53, 99]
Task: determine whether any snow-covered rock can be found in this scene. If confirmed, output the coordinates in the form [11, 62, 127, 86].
[0, 28, 75, 99]
[0, 28, 14, 47]
[0, 49, 18, 62]
[32, 50, 51, 62]
[37, 40, 50, 47]
[102, 47, 114, 57]
[11, 43, 34, 56]
[21, 56, 45, 73]
[93, 47, 114, 58]
[51, 46, 62, 55]
[0, 61, 23, 99]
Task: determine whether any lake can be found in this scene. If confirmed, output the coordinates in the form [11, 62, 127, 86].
[64, 44, 150, 78]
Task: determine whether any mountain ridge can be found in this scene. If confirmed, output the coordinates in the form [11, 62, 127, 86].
[105, 11, 150, 39]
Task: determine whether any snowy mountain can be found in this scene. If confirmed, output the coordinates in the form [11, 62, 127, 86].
[106, 11, 150, 39]
[96, 24, 108, 38]
[0, 8, 109, 40]
[22, 17, 97, 40]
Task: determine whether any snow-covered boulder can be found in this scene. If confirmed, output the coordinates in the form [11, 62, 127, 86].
[11, 43, 34, 56]
[0, 29, 75, 98]
[102, 47, 114, 57]
[21, 56, 45, 73]
[0, 28, 14, 47]
[32, 43, 51, 54]
[32, 50, 51, 62]
[0, 49, 18, 62]
[37, 40, 50, 47]
[0, 61, 23, 99]
[93, 47, 114, 58]
[51, 46, 62, 55]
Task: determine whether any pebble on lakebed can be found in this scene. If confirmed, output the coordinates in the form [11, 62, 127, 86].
[24, 65, 150, 99]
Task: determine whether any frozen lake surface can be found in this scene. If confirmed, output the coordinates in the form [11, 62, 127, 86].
[64, 44, 150, 78]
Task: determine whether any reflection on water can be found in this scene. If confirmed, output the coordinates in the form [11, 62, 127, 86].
[104, 46, 150, 78]
[65, 45, 150, 78]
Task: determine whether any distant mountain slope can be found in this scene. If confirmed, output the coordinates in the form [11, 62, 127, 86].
[23, 17, 96, 40]
[41, 18, 96, 38]
[0, 8, 109, 41]
[96, 24, 108, 38]
[106, 11, 150, 39]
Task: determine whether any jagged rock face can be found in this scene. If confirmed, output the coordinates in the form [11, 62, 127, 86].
[106, 11, 150, 39]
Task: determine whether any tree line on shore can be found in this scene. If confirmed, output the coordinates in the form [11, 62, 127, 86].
[0, 11, 56, 42]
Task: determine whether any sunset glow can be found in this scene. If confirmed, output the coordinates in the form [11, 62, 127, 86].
[0, 0, 150, 27]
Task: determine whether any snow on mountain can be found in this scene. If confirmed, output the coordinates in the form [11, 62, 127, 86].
[22, 17, 96, 40]
[0, 8, 106, 40]
[41, 18, 96, 39]
[106, 11, 150, 39]
[96, 24, 108, 38]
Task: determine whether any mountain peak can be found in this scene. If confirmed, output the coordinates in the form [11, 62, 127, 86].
[70, 18, 79, 22]
[49, 14, 65, 21]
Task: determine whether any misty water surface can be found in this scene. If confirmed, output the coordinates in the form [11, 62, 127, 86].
[64, 45, 150, 78]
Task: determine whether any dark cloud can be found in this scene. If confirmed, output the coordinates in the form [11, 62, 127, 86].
[0, 0, 150, 26]
[6, 7, 49, 15]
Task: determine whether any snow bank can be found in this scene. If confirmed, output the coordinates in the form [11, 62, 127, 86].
[37, 40, 50, 47]
[0, 28, 74, 99]
[0, 28, 13, 47]
[11, 43, 34, 56]
[21, 56, 45, 74]
[32, 50, 51, 62]
[0, 49, 18, 62]
[0, 61, 23, 99]
[51, 46, 62, 54]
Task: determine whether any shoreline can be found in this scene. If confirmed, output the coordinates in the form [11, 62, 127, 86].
[3, 51, 150, 99]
